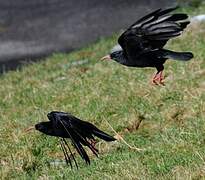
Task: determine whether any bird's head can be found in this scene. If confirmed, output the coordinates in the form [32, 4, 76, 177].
[35, 121, 54, 136]
[101, 51, 124, 64]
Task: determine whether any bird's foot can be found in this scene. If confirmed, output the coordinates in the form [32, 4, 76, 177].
[152, 71, 165, 86]
[88, 139, 99, 155]
[90, 139, 97, 147]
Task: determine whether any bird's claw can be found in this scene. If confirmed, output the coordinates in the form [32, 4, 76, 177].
[90, 139, 97, 147]
[152, 71, 165, 86]
[152, 78, 165, 86]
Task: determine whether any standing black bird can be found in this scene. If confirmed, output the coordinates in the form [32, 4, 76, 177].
[101, 7, 193, 85]
[35, 111, 116, 168]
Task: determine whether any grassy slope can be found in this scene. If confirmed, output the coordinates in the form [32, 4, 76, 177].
[0, 5, 205, 180]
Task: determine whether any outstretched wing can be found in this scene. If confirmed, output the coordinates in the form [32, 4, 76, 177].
[118, 7, 190, 58]
[58, 117, 92, 165]
[68, 114, 116, 142]
[54, 112, 116, 165]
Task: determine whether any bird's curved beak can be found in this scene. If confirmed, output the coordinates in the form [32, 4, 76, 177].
[101, 55, 111, 60]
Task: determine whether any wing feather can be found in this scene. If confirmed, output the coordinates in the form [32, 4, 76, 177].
[118, 7, 190, 58]
[59, 119, 91, 164]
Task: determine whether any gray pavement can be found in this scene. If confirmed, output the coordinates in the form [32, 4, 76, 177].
[0, 0, 175, 72]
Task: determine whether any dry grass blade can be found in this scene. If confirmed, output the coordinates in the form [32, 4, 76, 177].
[104, 119, 145, 151]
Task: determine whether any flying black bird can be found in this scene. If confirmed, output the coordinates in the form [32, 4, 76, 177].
[35, 111, 116, 168]
[101, 7, 193, 85]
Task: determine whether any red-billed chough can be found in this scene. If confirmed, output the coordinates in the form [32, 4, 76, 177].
[101, 7, 193, 85]
[35, 111, 116, 168]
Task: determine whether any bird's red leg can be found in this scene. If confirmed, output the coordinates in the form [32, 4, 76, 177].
[158, 71, 165, 85]
[152, 70, 164, 85]
[90, 139, 97, 147]
[152, 73, 158, 85]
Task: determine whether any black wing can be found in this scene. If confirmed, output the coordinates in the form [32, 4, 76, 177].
[67, 114, 116, 142]
[58, 117, 92, 165]
[118, 7, 190, 58]
[50, 112, 91, 165]
[53, 112, 115, 165]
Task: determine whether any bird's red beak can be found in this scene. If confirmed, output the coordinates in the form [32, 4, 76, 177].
[101, 55, 111, 60]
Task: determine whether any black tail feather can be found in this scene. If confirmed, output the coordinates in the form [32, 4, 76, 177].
[92, 129, 116, 142]
[161, 49, 193, 61]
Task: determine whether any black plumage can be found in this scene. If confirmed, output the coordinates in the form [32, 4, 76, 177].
[35, 111, 116, 168]
[101, 7, 193, 85]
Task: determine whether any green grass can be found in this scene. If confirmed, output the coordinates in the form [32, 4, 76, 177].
[1, 5, 205, 180]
